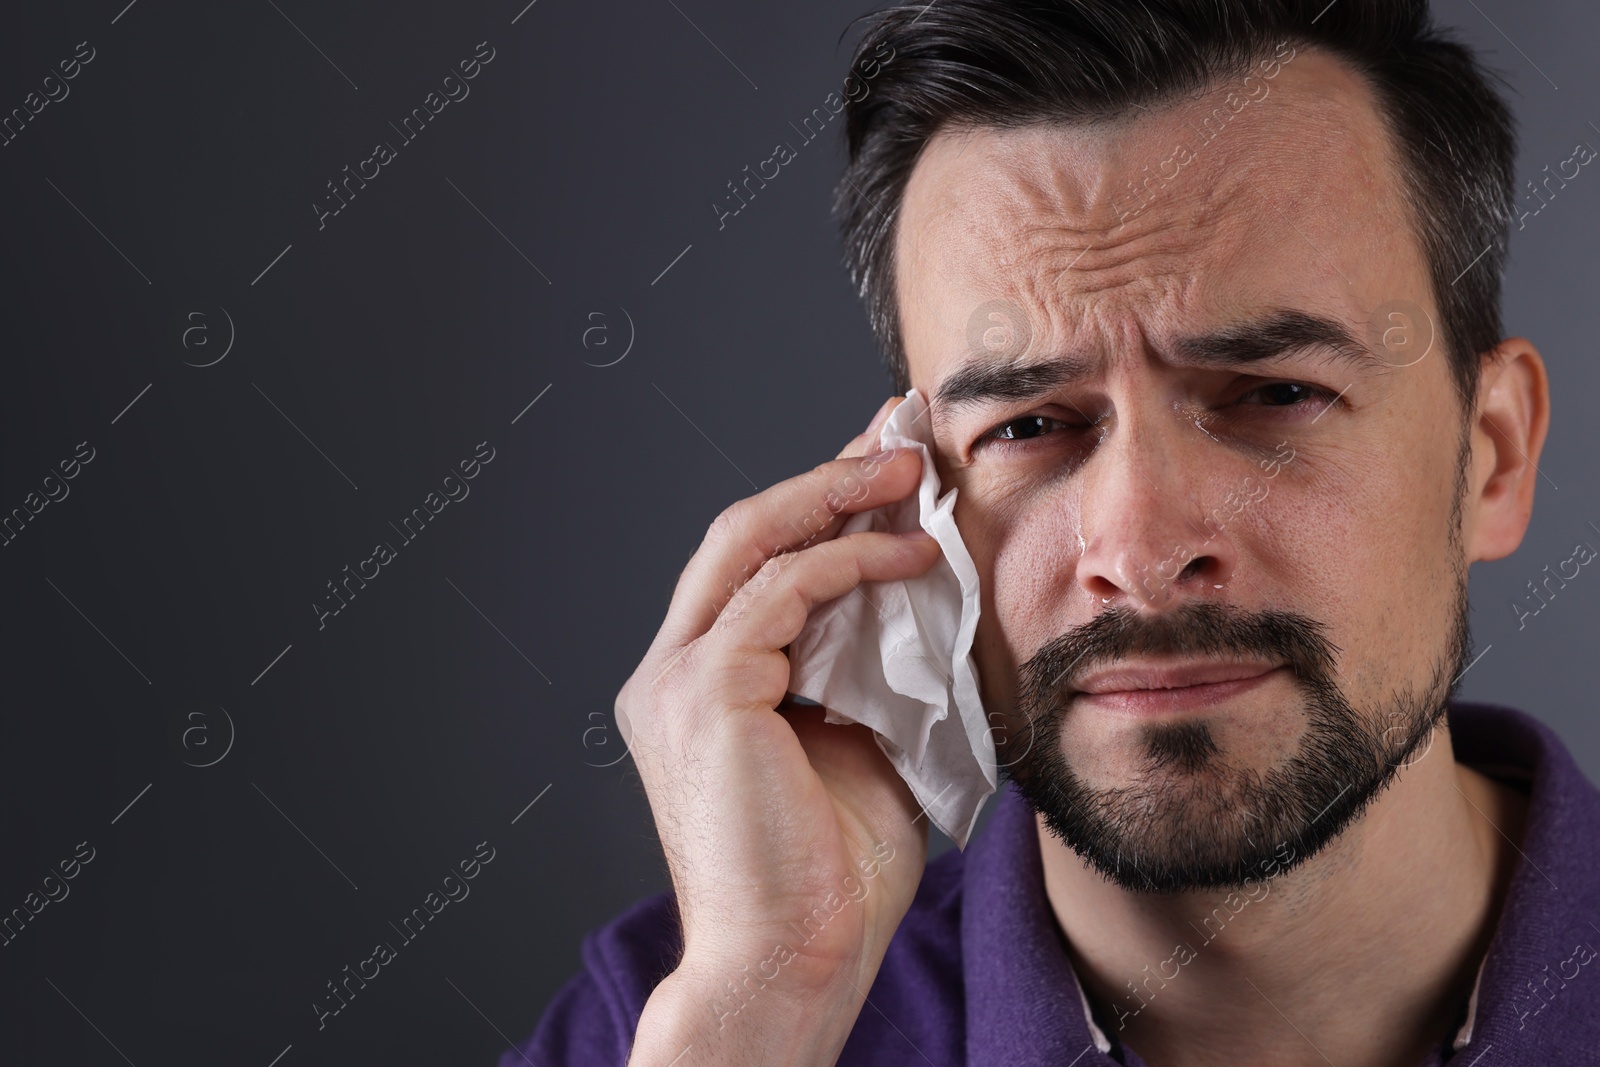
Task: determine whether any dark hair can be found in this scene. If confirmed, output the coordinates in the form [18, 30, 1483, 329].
[834, 0, 1517, 413]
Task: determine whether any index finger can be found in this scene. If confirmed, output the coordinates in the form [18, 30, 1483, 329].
[656, 438, 924, 649]
[836, 394, 908, 460]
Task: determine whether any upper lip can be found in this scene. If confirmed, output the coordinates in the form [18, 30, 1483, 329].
[1073, 659, 1282, 695]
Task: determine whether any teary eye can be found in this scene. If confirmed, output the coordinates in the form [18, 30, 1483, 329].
[1239, 382, 1332, 407]
[984, 415, 1068, 443]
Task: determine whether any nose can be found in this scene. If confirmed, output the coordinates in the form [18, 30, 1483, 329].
[1073, 411, 1239, 609]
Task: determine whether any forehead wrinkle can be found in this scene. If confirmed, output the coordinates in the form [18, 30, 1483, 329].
[998, 242, 1201, 375]
[912, 51, 1405, 258]
[1019, 140, 1265, 298]
[942, 152, 1251, 327]
[898, 51, 1430, 395]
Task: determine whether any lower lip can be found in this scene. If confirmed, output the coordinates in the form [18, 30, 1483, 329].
[1074, 667, 1286, 716]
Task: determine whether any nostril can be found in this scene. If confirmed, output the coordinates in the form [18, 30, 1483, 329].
[1082, 572, 1122, 600]
[1179, 558, 1206, 582]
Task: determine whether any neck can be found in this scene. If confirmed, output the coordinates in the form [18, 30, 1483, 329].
[1036, 724, 1528, 1067]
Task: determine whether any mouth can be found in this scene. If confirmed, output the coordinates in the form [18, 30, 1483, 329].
[1071, 661, 1286, 716]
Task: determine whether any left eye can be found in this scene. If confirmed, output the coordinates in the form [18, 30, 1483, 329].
[1239, 382, 1331, 407]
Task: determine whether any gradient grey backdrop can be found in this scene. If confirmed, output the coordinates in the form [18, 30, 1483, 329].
[0, 0, 1593, 1063]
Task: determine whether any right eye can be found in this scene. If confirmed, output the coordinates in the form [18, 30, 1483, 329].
[977, 414, 1076, 449]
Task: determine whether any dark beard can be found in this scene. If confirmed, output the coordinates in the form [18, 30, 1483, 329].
[995, 576, 1472, 894]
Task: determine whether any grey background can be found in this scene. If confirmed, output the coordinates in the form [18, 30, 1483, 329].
[0, 0, 1592, 1064]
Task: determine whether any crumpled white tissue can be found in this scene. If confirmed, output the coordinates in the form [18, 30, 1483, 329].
[785, 387, 998, 849]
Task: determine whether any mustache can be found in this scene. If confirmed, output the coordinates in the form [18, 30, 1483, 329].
[1019, 600, 1343, 709]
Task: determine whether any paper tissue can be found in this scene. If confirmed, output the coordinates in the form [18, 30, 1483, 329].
[785, 387, 998, 849]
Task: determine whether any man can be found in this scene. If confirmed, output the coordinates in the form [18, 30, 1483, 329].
[510, 1, 1600, 1064]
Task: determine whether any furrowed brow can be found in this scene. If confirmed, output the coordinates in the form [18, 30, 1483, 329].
[931, 355, 1092, 433]
[1171, 309, 1379, 371]
[928, 308, 1379, 435]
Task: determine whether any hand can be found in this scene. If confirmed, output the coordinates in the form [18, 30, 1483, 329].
[618, 396, 943, 1066]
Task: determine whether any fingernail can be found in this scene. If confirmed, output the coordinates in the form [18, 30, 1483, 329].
[864, 397, 896, 434]
[865, 446, 900, 462]
[900, 527, 934, 540]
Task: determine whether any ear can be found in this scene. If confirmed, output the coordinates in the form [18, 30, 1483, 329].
[1463, 337, 1550, 563]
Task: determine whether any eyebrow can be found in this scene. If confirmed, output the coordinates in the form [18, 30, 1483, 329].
[931, 308, 1379, 428]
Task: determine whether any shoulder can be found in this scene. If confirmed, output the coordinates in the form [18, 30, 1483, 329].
[1447, 700, 1600, 836]
[1446, 701, 1600, 1058]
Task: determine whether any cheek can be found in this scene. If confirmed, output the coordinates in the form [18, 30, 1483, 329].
[957, 486, 1086, 711]
[1243, 436, 1461, 692]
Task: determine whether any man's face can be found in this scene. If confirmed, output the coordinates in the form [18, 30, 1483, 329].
[895, 48, 1476, 891]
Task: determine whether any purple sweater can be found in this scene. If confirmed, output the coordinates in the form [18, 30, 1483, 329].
[508, 702, 1600, 1065]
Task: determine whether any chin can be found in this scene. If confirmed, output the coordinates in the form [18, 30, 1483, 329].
[1004, 704, 1375, 893]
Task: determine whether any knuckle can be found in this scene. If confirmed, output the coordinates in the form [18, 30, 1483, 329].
[826, 529, 873, 569]
[617, 667, 651, 719]
[717, 550, 794, 624]
[644, 641, 701, 707]
[755, 551, 791, 583]
[703, 498, 751, 549]
[710, 552, 816, 647]
[777, 584, 815, 639]
[813, 454, 845, 475]
[705, 649, 789, 707]
[789, 499, 837, 548]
